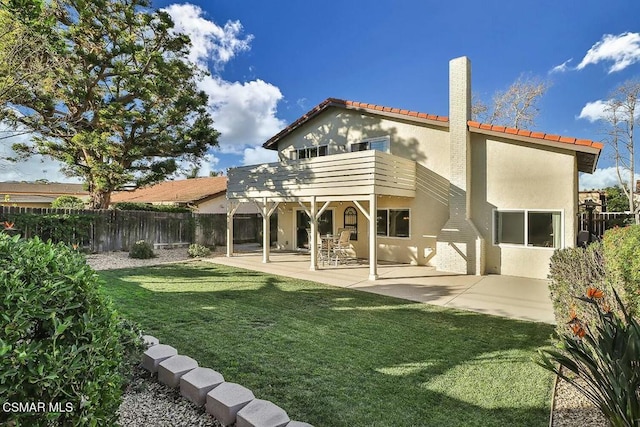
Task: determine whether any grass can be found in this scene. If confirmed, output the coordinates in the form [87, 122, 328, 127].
[100, 261, 555, 427]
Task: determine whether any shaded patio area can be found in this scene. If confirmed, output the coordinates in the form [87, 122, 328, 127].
[205, 251, 555, 324]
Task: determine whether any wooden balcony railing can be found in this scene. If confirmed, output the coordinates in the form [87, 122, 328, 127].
[227, 150, 416, 199]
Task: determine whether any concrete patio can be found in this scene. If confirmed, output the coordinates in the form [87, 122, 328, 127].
[205, 251, 555, 324]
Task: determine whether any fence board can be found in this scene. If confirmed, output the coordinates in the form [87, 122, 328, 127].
[0, 206, 261, 253]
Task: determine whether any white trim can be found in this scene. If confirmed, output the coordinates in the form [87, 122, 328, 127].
[492, 208, 565, 249]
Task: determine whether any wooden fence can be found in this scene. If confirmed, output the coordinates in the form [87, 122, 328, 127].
[578, 211, 636, 239]
[0, 206, 261, 253]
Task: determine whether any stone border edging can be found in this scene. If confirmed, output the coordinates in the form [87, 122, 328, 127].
[140, 335, 313, 427]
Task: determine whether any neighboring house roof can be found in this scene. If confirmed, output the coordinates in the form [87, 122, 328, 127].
[110, 177, 227, 205]
[0, 182, 88, 196]
[262, 97, 602, 172]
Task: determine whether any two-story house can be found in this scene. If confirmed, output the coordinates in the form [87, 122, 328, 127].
[226, 57, 601, 280]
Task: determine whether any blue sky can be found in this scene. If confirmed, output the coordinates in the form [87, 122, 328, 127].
[2, 0, 640, 189]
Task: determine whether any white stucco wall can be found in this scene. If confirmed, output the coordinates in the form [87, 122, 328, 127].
[470, 134, 577, 279]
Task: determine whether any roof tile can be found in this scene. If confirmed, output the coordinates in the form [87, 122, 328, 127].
[261, 97, 602, 156]
[111, 177, 227, 205]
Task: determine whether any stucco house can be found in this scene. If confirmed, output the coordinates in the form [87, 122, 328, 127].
[226, 57, 602, 280]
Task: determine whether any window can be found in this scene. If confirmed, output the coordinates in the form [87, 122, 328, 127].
[292, 145, 328, 160]
[351, 136, 390, 153]
[343, 206, 358, 240]
[494, 210, 562, 248]
[376, 209, 410, 237]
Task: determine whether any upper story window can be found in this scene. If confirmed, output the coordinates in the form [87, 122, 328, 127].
[350, 136, 390, 153]
[289, 145, 328, 160]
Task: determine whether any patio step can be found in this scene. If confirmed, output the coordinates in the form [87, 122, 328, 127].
[180, 367, 225, 406]
[206, 382, 255, 426]
[286, 422, 315, 427]
[158, 355, 198, 388]
[141, 344, 177, 373]
[236, 399, 290, 427]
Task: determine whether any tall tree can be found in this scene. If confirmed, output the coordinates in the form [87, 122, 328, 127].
[473, 75, 550, 129]
[602, 80, 640, 218]
[3, 0, 219, 208]
[0, 0, 60, 137]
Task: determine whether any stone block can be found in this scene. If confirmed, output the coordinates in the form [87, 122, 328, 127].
[236, 399, 290, 427]
[141, 344, 177, 373]
[141, 335, 159, 348]
[286, 422, 314, 427]
[206, 382, 254, 426]
[180, 367, 225, 406]
[158, 355, 198, 388]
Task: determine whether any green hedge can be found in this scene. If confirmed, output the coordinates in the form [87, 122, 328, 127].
[0, 234, 135, 426]
[602, 225, 640, 316]
[113, 201, 191, 213]
[549, 225, 640, 333]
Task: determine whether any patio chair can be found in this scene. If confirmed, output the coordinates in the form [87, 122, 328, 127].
[332, 229, 352, 266]
[317, 232, 331, 266]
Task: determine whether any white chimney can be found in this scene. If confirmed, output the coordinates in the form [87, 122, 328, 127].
[435, 57, 485, 275]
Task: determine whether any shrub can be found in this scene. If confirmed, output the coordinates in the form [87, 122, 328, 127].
[51, 195, 85, 209]
[129, 240, 155, 259]
[188, 243, 211, 258]
[602, 225, 640, 317]
[538, 288, 640, 427]
[117, 318, 145, 387]
[0, 234, 125, 426]
[113, 201, 191, 213]
[548, 242, 607, 333]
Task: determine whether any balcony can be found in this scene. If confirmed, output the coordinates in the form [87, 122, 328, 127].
[227, 150, 416, 200]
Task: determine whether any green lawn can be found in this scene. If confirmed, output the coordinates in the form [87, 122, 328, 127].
[100, 261, 555, 427]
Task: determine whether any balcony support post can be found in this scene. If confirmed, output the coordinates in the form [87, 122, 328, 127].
[256, 198, 279, 263]
[309, 197, 318, 271]
[226, 200, 240, 257]
[368, 194, 378, 280]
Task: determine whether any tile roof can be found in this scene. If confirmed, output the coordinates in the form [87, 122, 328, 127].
[263, 98, 603, 156]
[263, 98, 448, 150]
[0, 182, 88, 195]
[110, 177, 227, 205]
[467, 121, 604, 150]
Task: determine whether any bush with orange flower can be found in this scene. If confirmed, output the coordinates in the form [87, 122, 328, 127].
[538, 287, 640, 427]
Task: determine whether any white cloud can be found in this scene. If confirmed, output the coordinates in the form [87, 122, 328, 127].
[242, 146, 278, 166]
[577, 100, 610, 122]
[162, 3, 252, 69]
[165, 4, 286, 155]
[576, 32, 640, 73]
[579, 166, 640, 190]
[0, 128, 80, 183]
[201, 76, 286, 153]
[549, 58, 572, 74]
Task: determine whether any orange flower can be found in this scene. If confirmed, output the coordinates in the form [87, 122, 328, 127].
[3, 221, 14, 229]
[586, 287, 604, 299]
[571, 323, 586, 338]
